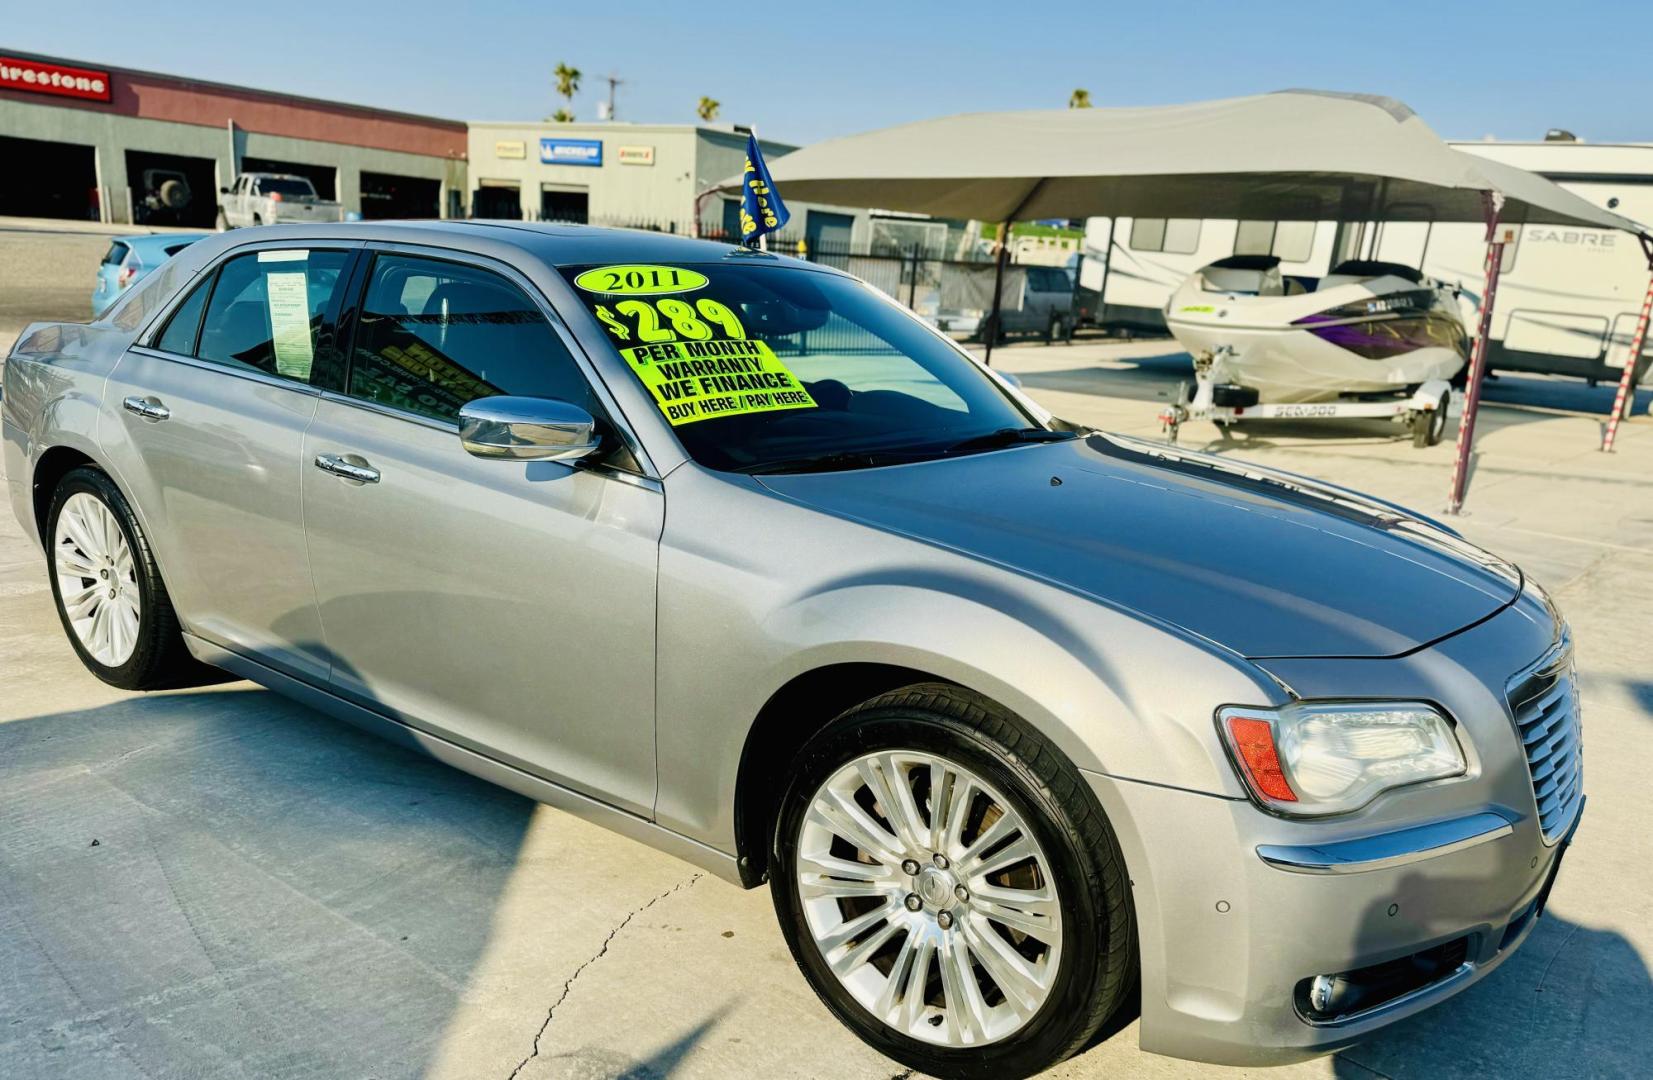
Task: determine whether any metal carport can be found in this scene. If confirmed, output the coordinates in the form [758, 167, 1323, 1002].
[730, 90, 1651, 511]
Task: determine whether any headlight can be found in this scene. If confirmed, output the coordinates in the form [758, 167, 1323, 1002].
[1218, 702, 1466, 816]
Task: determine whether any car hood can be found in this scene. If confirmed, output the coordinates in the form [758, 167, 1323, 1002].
[757, 433, 1521, 659]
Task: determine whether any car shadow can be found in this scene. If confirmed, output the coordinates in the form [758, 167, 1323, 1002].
[0, 685, 545, 1079]
[1622, 679, 1653, 719]
[1330, 870, 1653, 1079]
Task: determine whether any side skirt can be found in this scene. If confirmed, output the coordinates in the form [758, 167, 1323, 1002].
[183, 632, 745, 886]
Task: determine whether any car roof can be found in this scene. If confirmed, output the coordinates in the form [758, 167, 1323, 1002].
[182, 220, 843, 275]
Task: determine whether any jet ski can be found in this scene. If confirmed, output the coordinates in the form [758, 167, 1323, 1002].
[1160, 255, 1471, 447]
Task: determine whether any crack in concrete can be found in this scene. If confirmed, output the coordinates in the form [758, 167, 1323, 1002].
[506, 874, 702, 1080]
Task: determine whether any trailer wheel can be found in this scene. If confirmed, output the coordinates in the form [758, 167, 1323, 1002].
[1412, 389, 1451, 448]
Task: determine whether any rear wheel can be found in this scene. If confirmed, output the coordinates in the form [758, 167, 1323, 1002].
[46, 467, 215, 690]
[771, 684, 1135, 1079]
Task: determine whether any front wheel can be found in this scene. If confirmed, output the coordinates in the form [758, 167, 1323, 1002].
[771, 684, 1136, 1079]
[216, 208, 230, 231]
[46, 467, 215, 690]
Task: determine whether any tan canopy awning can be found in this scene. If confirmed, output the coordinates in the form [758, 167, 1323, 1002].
[735, 90, 1645, 232]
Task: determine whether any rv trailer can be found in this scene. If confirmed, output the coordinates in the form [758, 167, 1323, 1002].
[1079, 140, 1653, 389]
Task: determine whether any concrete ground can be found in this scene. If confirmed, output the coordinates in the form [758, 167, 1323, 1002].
[2, 223, 1651, 1078]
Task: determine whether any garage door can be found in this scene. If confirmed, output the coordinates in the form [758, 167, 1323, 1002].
[361, 172, 440, 220]
[0, 135, 97, 220]
[124, 149, 218, 228]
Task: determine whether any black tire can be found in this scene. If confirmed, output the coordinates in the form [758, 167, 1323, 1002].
[771, 683, 1136, 1080]
[1411, 389, 1451, 448]
[45, 467, 216, 691]
[216, 208, 230, 231]
[252, 213, 263, 226]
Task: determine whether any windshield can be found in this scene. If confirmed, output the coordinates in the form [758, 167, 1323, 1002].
[560, 259, 1044, 472]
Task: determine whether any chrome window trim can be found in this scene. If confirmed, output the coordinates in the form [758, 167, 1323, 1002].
[349, 239, 660, 481]
[1255, 810, 1515, 875]
[312, 388, 663, 495]
[126, 345, 323, 397]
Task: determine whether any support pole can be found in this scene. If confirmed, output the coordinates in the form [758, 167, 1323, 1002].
[985, 222, 1009, 366]
[907, 242, 920, 310]
[1446, 192, 1509, 515]
[1601, 234, 1653, 452]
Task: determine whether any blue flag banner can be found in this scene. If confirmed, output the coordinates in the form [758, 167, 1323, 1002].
[739, 133, 790, 246]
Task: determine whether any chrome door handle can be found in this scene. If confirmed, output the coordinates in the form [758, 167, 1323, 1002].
[122, 395, 171, 421]
[314, 453, 380, 484]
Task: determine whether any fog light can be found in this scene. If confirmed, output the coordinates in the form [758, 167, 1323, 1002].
[1296, 937, 1471, 1022]
[1308, 974, 1337, 1014]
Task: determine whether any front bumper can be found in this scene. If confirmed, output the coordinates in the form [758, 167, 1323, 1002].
[1086, 770, 1576, 1065]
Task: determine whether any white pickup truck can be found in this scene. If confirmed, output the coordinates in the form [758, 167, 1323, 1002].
[216, 173, 344, 229]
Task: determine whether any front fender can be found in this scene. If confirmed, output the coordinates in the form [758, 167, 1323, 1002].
[651, 466, 1282, 853]
[759, 572, 1272, 793]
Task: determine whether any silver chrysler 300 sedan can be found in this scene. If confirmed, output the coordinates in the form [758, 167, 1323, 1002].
[2, 223, 1581, 1079]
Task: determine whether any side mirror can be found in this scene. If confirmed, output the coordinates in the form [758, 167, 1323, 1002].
[220, 186, 230, 194]
[458, 396, 601, 461]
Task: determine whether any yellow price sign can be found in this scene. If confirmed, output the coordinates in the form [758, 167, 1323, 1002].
[621, 337, 816, 426]
[573, 264, 709, 296]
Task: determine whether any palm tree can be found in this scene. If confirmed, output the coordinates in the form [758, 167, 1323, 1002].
[550, 62, 581, 120]
[697, 96, 721, 122]
[1069, 88, 1092, 109]
[550, 108, 575, 124]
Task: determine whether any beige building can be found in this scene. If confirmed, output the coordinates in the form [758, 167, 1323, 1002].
[465, 120, 871, 247]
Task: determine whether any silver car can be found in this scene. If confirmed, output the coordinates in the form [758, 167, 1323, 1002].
[2, 223, 1581, 1079]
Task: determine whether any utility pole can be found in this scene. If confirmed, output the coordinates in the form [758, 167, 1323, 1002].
[597, 73, 625, 121]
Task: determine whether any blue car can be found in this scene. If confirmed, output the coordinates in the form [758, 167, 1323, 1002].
[92, 233, 209, 316]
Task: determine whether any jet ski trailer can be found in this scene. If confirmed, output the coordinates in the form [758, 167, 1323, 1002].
[1159, 255, 1472, 447]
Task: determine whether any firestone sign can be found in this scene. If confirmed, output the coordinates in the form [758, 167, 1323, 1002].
[0, 56, 112, 103]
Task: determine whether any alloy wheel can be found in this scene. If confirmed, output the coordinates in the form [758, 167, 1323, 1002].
[53, 492, 141, 667]
[795, 750, 1063, 1047]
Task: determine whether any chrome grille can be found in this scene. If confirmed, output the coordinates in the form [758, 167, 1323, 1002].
[1505, 632, 1582, 844]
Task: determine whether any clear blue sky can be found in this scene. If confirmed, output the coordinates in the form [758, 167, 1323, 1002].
[6, 1, 1647, 146]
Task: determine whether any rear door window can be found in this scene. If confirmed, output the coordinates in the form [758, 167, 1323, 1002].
[193, 249, 351, 386]
[101, 242, 128, 266]
[346, 253, 600, 424]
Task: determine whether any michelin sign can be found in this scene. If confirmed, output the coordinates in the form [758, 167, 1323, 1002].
[540, 138, 603, 166]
